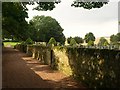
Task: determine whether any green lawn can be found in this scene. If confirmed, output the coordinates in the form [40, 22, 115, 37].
[3, 42, 21, 48]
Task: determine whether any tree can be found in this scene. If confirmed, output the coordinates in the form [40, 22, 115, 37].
[110, 33, 120, 45]
[2, 1, 108, 42]
[2, 1, 60, 41]
[48, 37, 57, 46]
[110, 34, 118, 44]
[32, 2, 60, 11]
[84, 32, 95, 43]
[67, 37, 72, 44]
[71, 0, 108, 9]
[116, 33, 120, 41]
[98, 37, 109, 46]
[2, 2, 29, 41]
[29, 15, 65, 44]
[28, 0, 108, 10]
[70, 38, 77, 46]
[87, 40, 94, 46]
[74, 36, 83, 44]
[28, 22, 38, 42]
[25, 38, 33, 45]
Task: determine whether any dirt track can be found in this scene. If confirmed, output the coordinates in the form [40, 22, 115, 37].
[2, 47, 87, 89]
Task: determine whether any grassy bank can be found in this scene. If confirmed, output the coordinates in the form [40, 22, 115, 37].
[3, 42, 21, 48]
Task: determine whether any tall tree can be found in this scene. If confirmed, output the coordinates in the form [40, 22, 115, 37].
[87, 40, 94, 46]
[116, 33, 120, 41]
[70, 38, 77, 46]
[29, 15, 65, 44]
[48, 37, 57, 46]
[74, 36, 83, 44]
[84, 32, 95, 43]
[2, 1, 60, 41]
[67, 37, 72, 44]
[2, 2, 29, 41]
[110, 33, 120, 45]
[98, 37, 109, 46]
[2, 1, 109, 41]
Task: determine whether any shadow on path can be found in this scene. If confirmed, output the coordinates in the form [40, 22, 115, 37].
[2, 47, 87, 89]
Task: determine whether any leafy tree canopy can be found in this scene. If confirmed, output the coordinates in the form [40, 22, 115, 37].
[71, 0, 108, 10]
[2, 2, 29, 41]
[70, 38, 77, 46]
[74, 36, 83, 44]
[98, 37, 109, 46]
[2, 1, 109, 42]
[29, 15, 65, 44]
[25, 37, 33, 44]
[110, 33, 120, 45]
[84, 32, 95, 43]
[48, 37, 57, 46]
[87, 40, 94, 46]
[67, 36, 83, 44]
[67, 37, 72, 44]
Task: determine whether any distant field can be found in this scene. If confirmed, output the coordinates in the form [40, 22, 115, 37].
[3, 42, 21, 48]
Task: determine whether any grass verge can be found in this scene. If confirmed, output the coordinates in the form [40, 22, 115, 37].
[3, 42, 21, 48]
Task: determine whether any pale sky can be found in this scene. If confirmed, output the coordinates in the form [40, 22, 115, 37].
[26, 0, 119, 38]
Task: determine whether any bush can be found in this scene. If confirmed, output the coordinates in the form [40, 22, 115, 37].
[25, 38, 33, 45]
[98, 37, 109, 46]
[48, 37, 57, 46]
[70, 38, 77, 46]
[87, 40, 94, 46]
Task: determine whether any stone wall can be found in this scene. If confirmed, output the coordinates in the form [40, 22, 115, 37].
[15, 44, 120, 88]
[51, 47, 73, 76]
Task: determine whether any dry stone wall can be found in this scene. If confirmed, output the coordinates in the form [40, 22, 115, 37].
[15, 44, 120, 88]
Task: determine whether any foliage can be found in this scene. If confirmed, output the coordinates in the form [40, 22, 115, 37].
[74, 36, 83, 44]
[116, 33, 120, 41]
[33, 2, 60, 11]
[71, 0, 108, 9]
[29, 15, 65, 44]
[98, 37, 109, 46]
[66, 47, 120, 88]
[27, 0, 108, 10]
[2, 1, 108, 42]
[67, 37, 72, 44]
[87, 40, 94, 46]
[67, 36, 83, 45]
[110, 34, 118, 44]
[110, 33, 120, 45]
[48, 37, 57, 46]
[70, 38, 77, 46]
[22, 45, 120, 88]
[2, 1, 109, 45]
[84, 32, 95, 43]
[25, 38, 33, 45]
[2, 2, 29, 41]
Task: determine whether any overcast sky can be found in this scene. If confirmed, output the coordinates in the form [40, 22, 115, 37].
[26, 0, 119, 38]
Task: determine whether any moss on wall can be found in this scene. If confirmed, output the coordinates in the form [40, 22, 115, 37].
[51, 46, 73, 75]
[66, 47, 120, 88]
[15, 44, 120, 88]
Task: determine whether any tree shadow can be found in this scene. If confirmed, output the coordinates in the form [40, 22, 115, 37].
[22, 55, 88, 89]
[2, 48, 53, 88]
[2, 47, 88, 89]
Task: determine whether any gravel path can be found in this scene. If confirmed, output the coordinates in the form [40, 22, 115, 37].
[2, 47, 87, 89]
